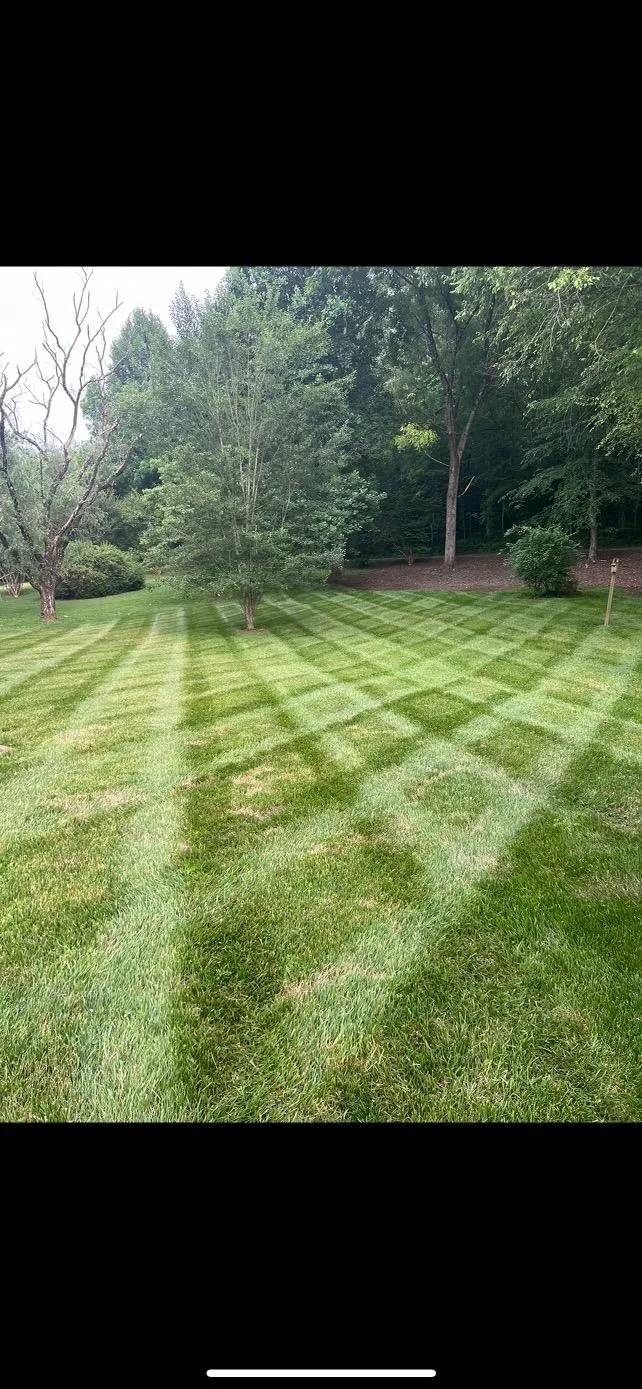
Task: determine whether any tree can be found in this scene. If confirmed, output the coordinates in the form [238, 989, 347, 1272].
[233, 267, 399, 520]
[374, 424, 441, 563]
[0, 504, 29, 593]
[82, 306, 172, 490]
[0, 531, 25, 594]
[497, 267, 642, 559]
[0, 269, 137, 619]
[382, 267, 502, 566]
[148, 279, 379, 629]
[506, 381, 631, 562]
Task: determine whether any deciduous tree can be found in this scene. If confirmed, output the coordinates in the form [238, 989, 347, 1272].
[0, 269, 137, 619]
[383, 267, 502, 566]
[148, 279, 379, 628]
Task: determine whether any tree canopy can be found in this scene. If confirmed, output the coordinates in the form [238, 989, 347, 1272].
[140, 278, 380, 627]
[3, 266, 640, 617]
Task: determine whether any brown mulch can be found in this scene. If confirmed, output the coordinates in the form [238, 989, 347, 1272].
[338, 548, 642, 595]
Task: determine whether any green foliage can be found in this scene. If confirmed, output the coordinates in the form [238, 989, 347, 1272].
[63, 265, 642, 573]
[547, 268, 597, 292]
[69, 489, 151, 552]
[394, 423, 438, 452]
[146, 280, 380, 624]
[495, 268, 642, 554]
[83, 308, 173, 479]
[56, 542, 144, 599]
[504, 524, 578, 595]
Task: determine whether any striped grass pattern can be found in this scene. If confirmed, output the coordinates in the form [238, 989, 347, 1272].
[0, 584, 640, 1121]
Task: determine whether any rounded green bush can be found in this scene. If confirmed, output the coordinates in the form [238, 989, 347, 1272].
[56, 542, 145, 599]
[505, 525, 578, 595]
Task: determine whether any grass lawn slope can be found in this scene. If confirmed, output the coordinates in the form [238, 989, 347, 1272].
[1, 584, 640, 1121]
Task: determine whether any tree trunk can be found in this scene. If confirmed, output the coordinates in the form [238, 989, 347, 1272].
[37, 582, 57, 620]
[587, 460, 598, 562]
[443, 441, 462, 568]
[33, 543, 61, 620]
[330, 562, 344, 582]
[1, 574, 23, 597]
[587, 521, 598, 563]
[243, 595, 256, 631]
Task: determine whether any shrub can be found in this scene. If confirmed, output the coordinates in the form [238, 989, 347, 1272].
[143, 573, 179, 594]
[504, 525, 578, 595]
[56, 543, 145, 599]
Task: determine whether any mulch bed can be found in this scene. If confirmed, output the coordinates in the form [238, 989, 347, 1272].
[338, 548, 642, 595]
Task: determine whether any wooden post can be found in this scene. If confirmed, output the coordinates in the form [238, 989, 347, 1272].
[604, 557, 619, 626]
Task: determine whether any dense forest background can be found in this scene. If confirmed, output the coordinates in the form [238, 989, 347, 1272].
[3, 266, 641, 621]
[100, 265, 642, 563]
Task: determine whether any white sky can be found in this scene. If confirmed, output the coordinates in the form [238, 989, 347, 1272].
[0, 265, 228, 441]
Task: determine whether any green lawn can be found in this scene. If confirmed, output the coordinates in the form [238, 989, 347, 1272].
[1, 583, 640, 1121]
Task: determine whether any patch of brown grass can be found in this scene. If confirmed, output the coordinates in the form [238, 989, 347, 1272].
[51, 789, 139, 816]
[57, 724, 111, 744]
[282, 961, 387, 999]
[229, 804, 284, 820]
[308, 833, 369, 856]
[410, 771, 450, 801]
[551, 1005, 588, 1025]
[576, 875, 641, 900]
[452, 849, 500, 872]
[277, 767, 314, 783]
[232, 765, 276, 796]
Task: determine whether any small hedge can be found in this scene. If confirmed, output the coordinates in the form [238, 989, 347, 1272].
[505, 525, 578, 595]
[56, 543, 145, 599]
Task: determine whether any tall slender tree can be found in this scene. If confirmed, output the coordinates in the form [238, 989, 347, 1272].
[383, 267, 502, 566]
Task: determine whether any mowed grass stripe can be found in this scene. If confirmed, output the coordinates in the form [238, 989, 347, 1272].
[177, 587, 600, 888]
[174, 599, 642, 1120]
[267, 620, 639, 1117]
[0, 606, 188, 1122]
[189, 593, 559, 778]
[67, 606, 188, 1121]
[0, 616, 125, 702]
[270, 591, 557, 704]
[0, 606, 186, 1119]
[0, 613, 162, 845]
[294, 589, 584, 686]
[1, 586, 640, 1122]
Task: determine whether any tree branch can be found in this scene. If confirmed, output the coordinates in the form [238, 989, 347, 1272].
[457, 377, 491, 461]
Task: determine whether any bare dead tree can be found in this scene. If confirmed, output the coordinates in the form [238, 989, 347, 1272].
[0, 268, 136, 619]
[0, 517, 24, 593]
[0, 567, 24, 596]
